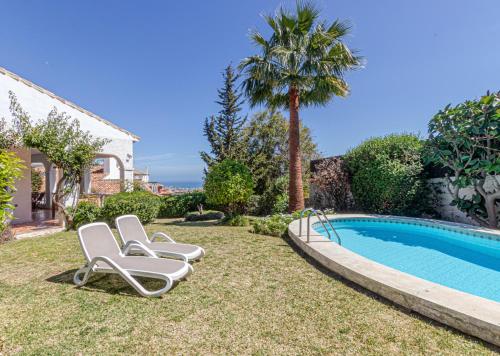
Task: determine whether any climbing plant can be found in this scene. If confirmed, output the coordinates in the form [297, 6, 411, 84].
[9, 92, 107, 227]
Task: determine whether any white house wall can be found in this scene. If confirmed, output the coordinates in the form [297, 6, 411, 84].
[100, 138, 134, 182]
[0, 67, 137, 184]
[0, 67, 139, 222]
[103, 157, 122, 180]
[0, 69, 136, 141]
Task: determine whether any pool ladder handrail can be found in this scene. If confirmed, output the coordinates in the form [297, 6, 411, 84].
[298, 208, 341, 245]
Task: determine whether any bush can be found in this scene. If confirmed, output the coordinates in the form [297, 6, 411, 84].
[0, 226, 14, 244]
[222, 214, 250, 226]
[204, 159, 254, 215]
[310, 157, 352, 211]
[185, 210, 224, 222]
[344, 134, 426, 215]
[290, 208, 335, 220]
[72, 201, 101, 229]
[246, 195, 261, 215]
[158, 192, 207, 218]
[251, 214, 293, 237]
[271, 194, 288, 214]
[251, 175, 289, 216]
[101, 191, 160, 225]
[0, 151, 24, 236]
[31, 168, 43, 193]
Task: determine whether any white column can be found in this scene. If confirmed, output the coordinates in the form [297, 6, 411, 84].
[81, 168, 91, 194]
[44, 164, 51, 208]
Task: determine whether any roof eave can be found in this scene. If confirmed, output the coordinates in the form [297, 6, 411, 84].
[0, 66, 140, 141]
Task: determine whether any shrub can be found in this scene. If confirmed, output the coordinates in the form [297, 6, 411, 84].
[0, 226, 14, 244]
[310, 157, 352, 211]
[204, 159, 254, 215]
[101, 191, 160, 225]
[290, 208, 335, 220]
[132, 181, 146, 192]
[0, 151, 24, 236]
[223, 214, 250, 226]
[185, 211, 224, 222]
[158, 192, 207, 218]
[344, 134, 427, 215]
[251, 214, 293, 237]
[271, 194, 288, 214]
[246, 195, 261, 216]
[31, 168, 43, 193]
[252, 175, 289, 215]
[71, 201, 101, 229]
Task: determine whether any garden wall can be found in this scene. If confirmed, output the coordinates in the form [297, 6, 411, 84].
[428, 176, 499, 226]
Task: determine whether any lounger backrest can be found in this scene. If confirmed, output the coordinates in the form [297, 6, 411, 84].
[115, 215, 149, 245]
[78, 222, 121, 262]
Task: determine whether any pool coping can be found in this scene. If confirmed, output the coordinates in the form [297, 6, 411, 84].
[288, 213, 500, 347]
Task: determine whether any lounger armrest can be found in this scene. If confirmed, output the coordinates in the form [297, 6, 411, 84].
[150, 232, 176, 243]
[121, 240, 158, 258]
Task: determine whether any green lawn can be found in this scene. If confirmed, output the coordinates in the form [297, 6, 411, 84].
[0, 219, 497, 355]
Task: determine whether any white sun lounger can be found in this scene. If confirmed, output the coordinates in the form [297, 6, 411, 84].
[115, 215, 205, 262]
[73, 222, 193, 297]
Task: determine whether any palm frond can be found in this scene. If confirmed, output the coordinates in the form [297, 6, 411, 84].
[250, 31, 269, 51]
[296, 1, 320, 34]
[327, 19, 352, 39]
[263, 14, 279, 35]
[239, 1, 361, 109]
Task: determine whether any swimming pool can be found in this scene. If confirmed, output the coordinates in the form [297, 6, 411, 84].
[314, 218, 500, 302]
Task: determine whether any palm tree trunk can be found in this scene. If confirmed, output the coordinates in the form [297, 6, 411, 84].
[288, 87, 305, 213]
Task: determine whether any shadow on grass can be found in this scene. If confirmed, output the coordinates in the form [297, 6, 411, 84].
[155, 220, 221, 228]
[283, 235, 500, 352]
[46, 269, 179, 298]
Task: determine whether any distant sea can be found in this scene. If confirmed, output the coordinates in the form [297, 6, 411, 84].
[161, 181, 203, 189]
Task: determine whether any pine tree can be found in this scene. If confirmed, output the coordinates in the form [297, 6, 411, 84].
[200, 65, 246, 167]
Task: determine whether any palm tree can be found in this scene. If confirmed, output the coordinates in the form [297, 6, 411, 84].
[239, 1, 361, 212]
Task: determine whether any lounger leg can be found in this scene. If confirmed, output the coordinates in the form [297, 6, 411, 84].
[73, 265, 93, 286]
[73, 257, 174, 297]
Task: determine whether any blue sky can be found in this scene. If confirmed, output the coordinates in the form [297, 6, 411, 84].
[1, 1, 499, 184]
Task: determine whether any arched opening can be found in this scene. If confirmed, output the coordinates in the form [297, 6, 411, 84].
[30, 150, 59, 221]
[82, 154, 126, 199]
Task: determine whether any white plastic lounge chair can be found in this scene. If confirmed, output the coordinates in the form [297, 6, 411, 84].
[73, 222, 193, 297]
[115, 215, 205, 262]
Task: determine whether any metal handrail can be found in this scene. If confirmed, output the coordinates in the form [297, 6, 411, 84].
[316, 209, 341, 245]
[298, 208, 341, 245]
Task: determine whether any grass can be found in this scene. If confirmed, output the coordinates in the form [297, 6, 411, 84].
[0, 218, 497, 355]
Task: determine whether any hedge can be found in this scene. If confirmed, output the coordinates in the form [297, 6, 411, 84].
[158, 192, 207, 218]
[101, 191, 161, 225]
[71, 201, 101, 229]
[185, 211, 224, 222]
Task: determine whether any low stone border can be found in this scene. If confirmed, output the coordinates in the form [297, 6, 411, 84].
[15, 227, 65, 240]
[288, 214, 500, 346]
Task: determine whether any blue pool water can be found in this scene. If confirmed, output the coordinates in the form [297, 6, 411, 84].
[314, 219, 500, 302]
